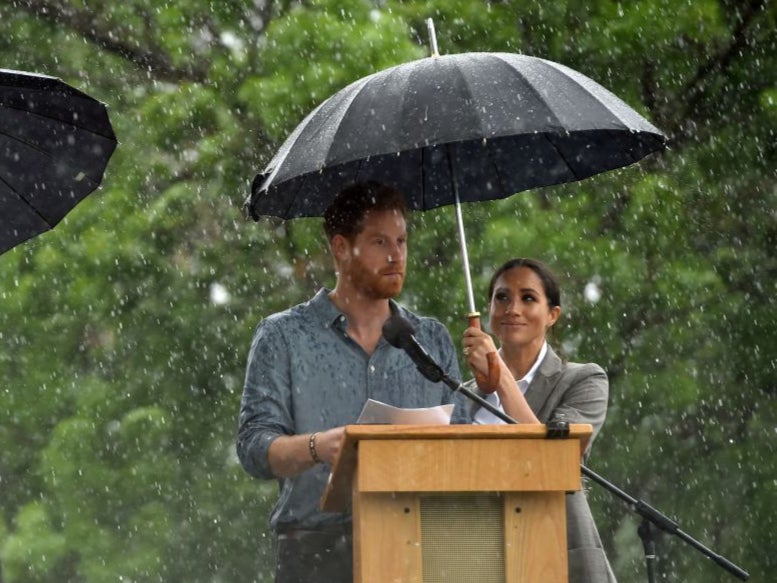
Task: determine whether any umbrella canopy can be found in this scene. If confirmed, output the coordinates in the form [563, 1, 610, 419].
[0, 68, 118, 255]
[245, 51, 665, 220]
[245, 47, 666, 333]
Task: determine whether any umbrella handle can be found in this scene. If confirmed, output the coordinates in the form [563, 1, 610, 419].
[467, 313, 501, 394]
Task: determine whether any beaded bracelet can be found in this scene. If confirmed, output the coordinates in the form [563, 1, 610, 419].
[308, 432, 322, 464]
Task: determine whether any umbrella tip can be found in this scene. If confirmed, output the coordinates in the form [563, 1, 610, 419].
[426, 18, 440, 58]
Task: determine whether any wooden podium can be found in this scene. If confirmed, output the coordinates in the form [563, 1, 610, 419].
[321, 424, 592, 583]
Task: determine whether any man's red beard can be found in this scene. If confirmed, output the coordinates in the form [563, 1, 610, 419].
[346, 257, 405, 299]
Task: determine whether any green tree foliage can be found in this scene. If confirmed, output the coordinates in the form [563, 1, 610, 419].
[1, 1, 774, 581]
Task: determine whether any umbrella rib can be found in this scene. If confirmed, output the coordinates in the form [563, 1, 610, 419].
[0, 99, 115, 139]
[272, 76, 380, 217]
[0, 127, 62, 160]
[449, 56, 491, 139]
[418, 146, 427, 210]
[491, 54, 566, 130]
[545, 128, 648, 183]
[441, 56, 513, 198]
[482, 139, 511, 199]
[538, 59, 661, 135]
[326, 74, 395, 164]
[280, 173, 310, 218]
[0, 128, 106, 188]
[542, 132, 585, 181]
[0, 173, 55, 227]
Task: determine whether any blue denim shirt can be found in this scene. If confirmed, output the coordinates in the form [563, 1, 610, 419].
[237, 288, 471, 530]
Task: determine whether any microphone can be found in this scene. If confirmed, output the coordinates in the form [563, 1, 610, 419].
[383, 314, 518, 424]
[382, 315, 445, 382]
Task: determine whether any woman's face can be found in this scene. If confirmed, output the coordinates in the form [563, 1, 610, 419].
[488, 266, 561, 350]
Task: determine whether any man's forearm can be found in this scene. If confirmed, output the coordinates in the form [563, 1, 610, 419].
[268, 427, 346, 478]
[268, 434, 318, 478]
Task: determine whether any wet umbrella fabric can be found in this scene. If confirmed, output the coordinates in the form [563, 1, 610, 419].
[245, 52, 666, 220]
[0, 68, 117, 255]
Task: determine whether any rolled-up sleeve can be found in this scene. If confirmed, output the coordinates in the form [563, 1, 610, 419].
[236, 318, 292, 479]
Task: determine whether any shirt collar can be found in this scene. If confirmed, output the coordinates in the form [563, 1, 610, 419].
[516, 341, 548, 391]
[309, 288, 402, 330]
[309, 288, 343, 328]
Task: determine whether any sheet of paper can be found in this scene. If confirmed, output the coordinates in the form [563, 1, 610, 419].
[356, 398, 454, 425]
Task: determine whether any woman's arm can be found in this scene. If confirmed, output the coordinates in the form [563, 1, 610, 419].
[462, 326, 540, 424]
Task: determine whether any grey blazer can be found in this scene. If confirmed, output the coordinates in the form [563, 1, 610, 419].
[467, 346, 618, 583]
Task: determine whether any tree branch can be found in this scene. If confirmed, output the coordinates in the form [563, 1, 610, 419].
[14, 0, 211, 84]
[668, 0, 768, 140]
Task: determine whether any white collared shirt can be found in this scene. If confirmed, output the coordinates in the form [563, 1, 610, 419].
[473, 341, 548, 425]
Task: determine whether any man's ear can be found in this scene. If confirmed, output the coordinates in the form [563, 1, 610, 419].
[330, 234, 350, 262]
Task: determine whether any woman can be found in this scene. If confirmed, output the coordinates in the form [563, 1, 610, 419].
[462, 258, 617, 583]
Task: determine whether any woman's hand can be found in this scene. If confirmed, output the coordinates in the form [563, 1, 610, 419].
[462, 326, 499, 378]
[462, 327, 541, 424]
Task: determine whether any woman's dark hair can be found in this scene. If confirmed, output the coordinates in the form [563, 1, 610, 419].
[323, 181, 407, 241]
[487, 258, 561, 308]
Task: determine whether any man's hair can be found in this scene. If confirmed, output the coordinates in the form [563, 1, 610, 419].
[323, 181, 407, 241]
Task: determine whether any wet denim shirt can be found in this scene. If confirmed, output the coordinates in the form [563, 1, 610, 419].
[237, 288, 472, 530]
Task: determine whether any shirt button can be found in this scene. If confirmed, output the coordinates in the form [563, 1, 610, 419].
[369, 365, 375, 374]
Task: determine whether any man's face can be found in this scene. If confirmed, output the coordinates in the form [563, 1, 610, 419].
[338, 209, 407, 299]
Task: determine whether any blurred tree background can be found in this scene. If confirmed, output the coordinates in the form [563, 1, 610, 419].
[0, 0, 774, 581]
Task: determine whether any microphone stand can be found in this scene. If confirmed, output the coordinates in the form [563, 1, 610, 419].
[435, 371, 750, 582]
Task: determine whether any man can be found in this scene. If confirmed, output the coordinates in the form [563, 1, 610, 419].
[237, 181, 471, 583]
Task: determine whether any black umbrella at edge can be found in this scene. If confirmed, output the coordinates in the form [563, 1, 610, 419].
[0, 68, 118, 255]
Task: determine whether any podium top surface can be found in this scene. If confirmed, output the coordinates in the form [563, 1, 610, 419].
[341, 423, 592, 441]
[321, 423, 592, 512]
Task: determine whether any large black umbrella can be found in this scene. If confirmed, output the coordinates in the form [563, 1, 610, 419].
[0, 68, 118, 255]
[245, 27, 665, 313]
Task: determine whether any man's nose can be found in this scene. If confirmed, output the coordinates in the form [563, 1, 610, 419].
[387, 243, 405, 263]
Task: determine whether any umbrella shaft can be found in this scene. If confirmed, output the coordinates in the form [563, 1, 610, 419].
[454, 194, 477, 315]
[447, 145, 477, 315]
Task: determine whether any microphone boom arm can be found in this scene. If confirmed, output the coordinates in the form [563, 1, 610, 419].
[381, 314, 749, 580]
[437, 369, 749, 582]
